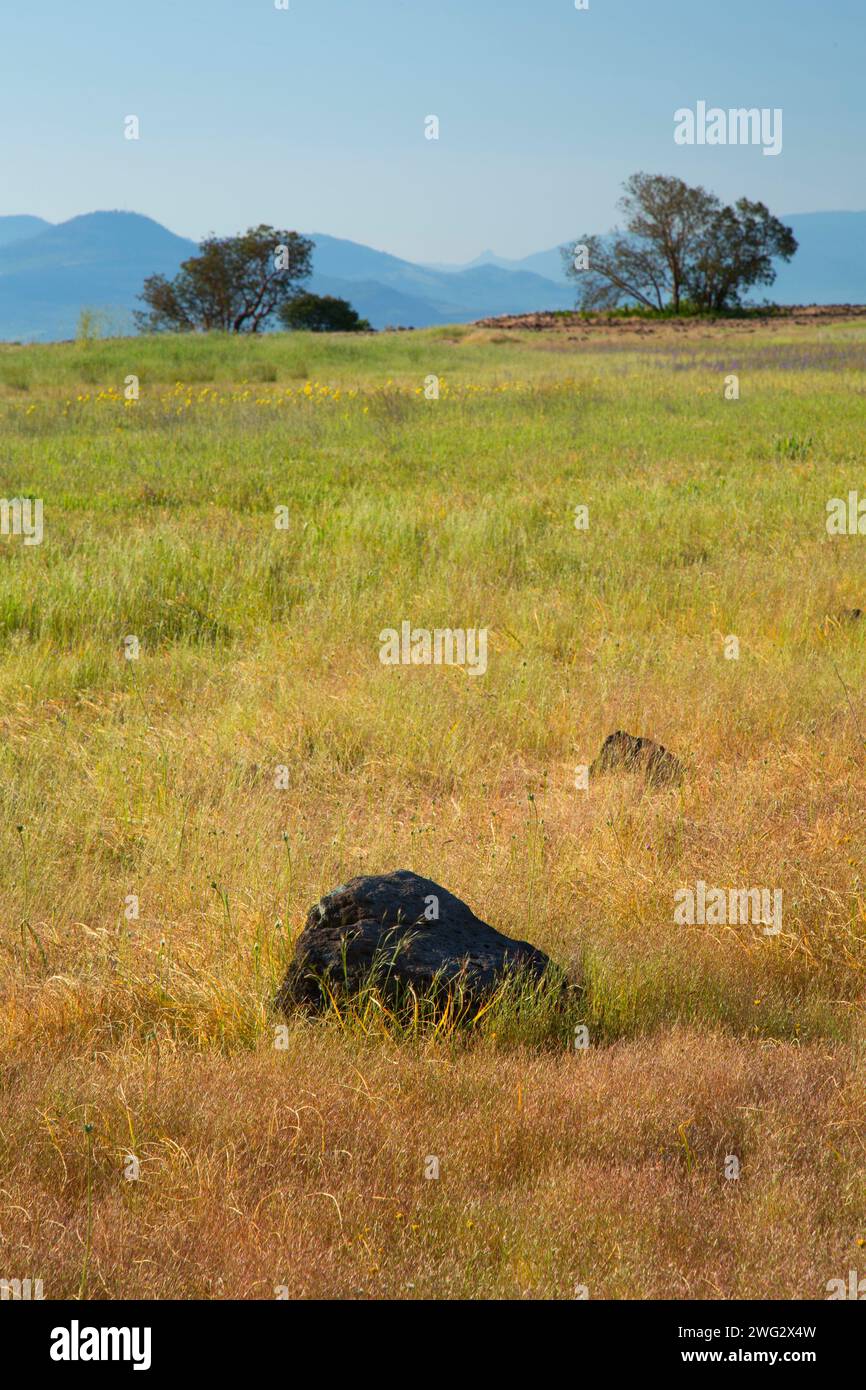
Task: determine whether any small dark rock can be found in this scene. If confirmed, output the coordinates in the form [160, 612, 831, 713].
[275, 869, 558, 1014]
[590, 730, 684, 787]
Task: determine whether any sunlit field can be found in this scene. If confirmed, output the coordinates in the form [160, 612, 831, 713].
[1, 316, 866, 1299]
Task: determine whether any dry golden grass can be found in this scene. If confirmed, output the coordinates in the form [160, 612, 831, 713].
[4, 1031, 865, 1298]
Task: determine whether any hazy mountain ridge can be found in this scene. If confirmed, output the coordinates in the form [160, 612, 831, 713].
[0, 209, 863, 341]
[427, 212, 866, 303]
[0, 215, 53, 249]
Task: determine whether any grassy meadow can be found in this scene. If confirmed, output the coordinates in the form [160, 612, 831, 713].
[1, 316, 866, 1299]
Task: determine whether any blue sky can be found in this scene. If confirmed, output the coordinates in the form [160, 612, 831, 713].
[1, 0, 863, 262]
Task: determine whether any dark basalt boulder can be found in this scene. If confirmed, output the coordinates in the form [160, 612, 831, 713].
[275, 869, 557, 1013]
[590, 730, 684, 787]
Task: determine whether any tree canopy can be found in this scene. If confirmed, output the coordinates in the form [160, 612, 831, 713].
[563, 173, 797, 313]
[135, 226, 314, 333]
[278, 292, 371, 333]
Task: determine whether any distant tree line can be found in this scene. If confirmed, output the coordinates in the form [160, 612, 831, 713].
[563, 173, 797, 313]
[135, 226, 370, 334]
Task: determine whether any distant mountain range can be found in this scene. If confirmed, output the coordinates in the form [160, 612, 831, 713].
[0, 209, 863, 341]
[424, 212, 866, 306]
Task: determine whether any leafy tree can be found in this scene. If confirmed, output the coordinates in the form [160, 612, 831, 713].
[563, 173, 796, 313]
[135, 226, 313, 333]
[278, 292, 371, 333]
[685, 198, 798, 311]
